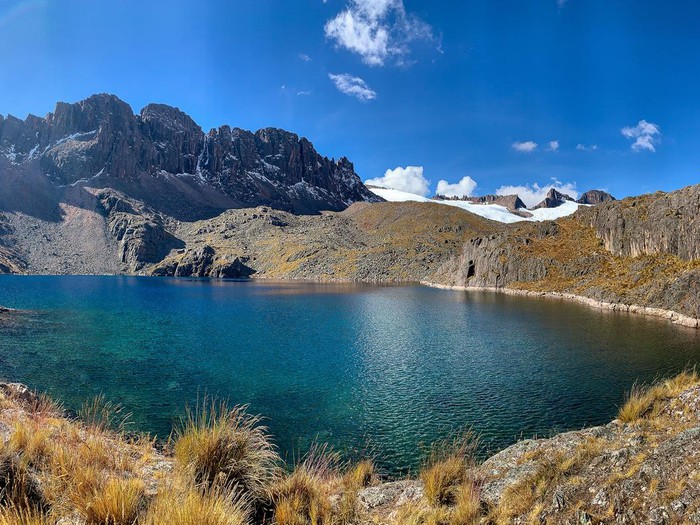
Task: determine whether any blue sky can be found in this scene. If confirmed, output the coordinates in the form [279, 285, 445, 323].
[0, 0, 698, 201]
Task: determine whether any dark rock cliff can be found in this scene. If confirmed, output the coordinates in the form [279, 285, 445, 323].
[532, 188, 575, 209]
[0, 94, 381, 218]
[577, 186, 700, 260]
[577, 189, 615, 205]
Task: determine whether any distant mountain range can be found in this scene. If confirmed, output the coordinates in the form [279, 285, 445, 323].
[434, 188, 616, 213]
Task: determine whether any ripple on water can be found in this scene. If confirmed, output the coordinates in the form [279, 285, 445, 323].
[0, 277, 700, 474]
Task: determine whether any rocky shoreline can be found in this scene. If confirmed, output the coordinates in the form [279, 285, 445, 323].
[2, 372, 700, 523]
[422, 281, 700, 329]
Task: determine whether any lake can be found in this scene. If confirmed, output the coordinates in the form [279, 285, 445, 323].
[1, 276, 699, 475]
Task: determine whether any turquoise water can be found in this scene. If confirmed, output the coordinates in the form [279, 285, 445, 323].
[1, 276, 700, 474]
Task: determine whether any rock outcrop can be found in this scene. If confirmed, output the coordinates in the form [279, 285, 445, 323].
[531, 188, 575, 209]
[434, 194, 528, 212]
[150, 245, 255, 278]
[578, 185, 700, 260]
[0, 94, 382, 219]
[577, 189, 615, 205]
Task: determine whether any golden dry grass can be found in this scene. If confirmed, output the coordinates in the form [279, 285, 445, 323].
[618, 369, 699, 423]
[72, 476, 145, 525]
[421, 433, 475, 506]
[143, 484, 249, 525]
[173, 399, 279, 504]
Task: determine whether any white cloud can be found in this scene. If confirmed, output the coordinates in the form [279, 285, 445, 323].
[365, 166, 431, 196]
[547, 140, 560, 152]
[495, 178, 579, 208]
[324, 0, 433, 66]
[621, 120, 661, 152]
[297, 90, 312, 96]
[299, 53, 312, 62]
[576, 143, 599, 151]
[436, 176, 478, 198]
[328, 73, 377, 101]
[512, 141, 538, 153]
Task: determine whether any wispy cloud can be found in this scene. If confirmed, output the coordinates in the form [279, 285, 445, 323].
[329, 73, 377, 101]
[547, 140, 560, 152]
[621, 120, 661, 152]
[557, 0, 568, 7]
[436, 176, 478, 198]
[324, 0, 433, 66]
[297, 90, 312, 96]
[576, 143, 599, 151]
[511, 140, 538, 153]
[299, 53, 312, 62]
[496, 178, 579, 208]
[365, 166, 430, 196]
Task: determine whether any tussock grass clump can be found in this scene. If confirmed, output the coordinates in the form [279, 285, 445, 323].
[618, 369, 700, 423]
[0, 506, 54, 525]
[71, 476, 145, 525]
[393, 501, 454, 525]
[174, 399, 279, 504]
[0, 447, 46, 512]
[343, 459, 375, 491]
[273, 445, 340, 525]
[143, 484, 249, 525]
[421, 432, 476, 506]
[79, 394, 131, 434]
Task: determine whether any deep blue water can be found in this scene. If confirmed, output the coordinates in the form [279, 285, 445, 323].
[1, 276, 700, 474]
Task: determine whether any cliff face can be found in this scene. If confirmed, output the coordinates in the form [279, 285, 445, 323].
[433, 185, 700, 320]
[579, 185, 700, 260]
[0, 94, 381, 218]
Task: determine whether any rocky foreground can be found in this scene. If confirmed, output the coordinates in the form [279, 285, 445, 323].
[1, 371, 700, 524]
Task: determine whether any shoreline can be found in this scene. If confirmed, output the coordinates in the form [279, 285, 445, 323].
[421, 281, 700, 329]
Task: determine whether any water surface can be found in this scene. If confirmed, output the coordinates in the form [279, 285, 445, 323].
[1, 276, 699, 474]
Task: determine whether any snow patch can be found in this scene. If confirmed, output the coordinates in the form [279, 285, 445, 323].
[369, 187, 584, 224]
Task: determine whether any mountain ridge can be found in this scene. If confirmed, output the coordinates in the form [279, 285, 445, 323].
[0, 93, 382, 219]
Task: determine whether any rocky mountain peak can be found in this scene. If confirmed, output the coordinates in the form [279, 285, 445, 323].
[531, 188, 575, 210]
[0, 93, 382, 217]
[577, 189, 615, 205]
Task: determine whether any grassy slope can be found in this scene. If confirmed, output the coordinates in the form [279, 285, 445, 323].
[153, 202, 503, 282]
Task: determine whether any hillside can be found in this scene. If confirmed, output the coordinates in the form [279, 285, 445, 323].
[0, 184, 502, 281]
[431, 184, 700, 322]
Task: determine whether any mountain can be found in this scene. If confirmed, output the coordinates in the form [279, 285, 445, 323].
[434, 194, 528, 213]
[577, 189, 615, 205]
[432, 184, 700, 322]
[0, 94, 381, 219]
[531, 188, 575, 209]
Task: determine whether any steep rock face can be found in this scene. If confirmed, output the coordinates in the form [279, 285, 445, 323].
[97, 191, 184, 271]
[139, 103, 203, 175]
[0, 212, 26, 274]
[151, 245, 255, 278]
[0, 94, 381, 217]
[577, 189, 615, 205]
[577, 186, 700, 260]
[531, 188, 575, 209]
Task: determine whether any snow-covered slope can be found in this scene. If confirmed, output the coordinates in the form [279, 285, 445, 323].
[369, 187, 583, 224]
